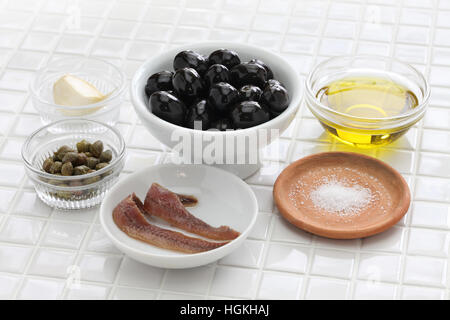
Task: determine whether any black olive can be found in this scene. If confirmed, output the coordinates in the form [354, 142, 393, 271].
[270, 110, 282, 119]
[207, 82, 239, 115]
[172, 68, 205, 101]
[209, 118, 234, 131]
[145, 71, 173, 97]
[208, 49, 240, 69]
[204, 64, 230, 88]
[248, 59, 274, 79]
[185, 100, 212, 130]
[230, 101, 270, 129]
[261, 83, 290, 114]
[173, 50, 208, 75]
[230, 62, 267, 89]
[148, 91, 186, 126]
[265, 79, 285, 88]
[239, 85, 262, 102]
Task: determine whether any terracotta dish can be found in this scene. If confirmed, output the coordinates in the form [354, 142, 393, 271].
[273, 152, 411, 239]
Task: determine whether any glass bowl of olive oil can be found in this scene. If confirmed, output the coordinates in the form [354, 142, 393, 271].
[305, 55, 430, 148]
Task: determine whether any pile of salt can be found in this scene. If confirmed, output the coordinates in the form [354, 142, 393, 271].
[309, 179, 373, 216]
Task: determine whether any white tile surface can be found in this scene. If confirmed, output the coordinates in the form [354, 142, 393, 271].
[219, 240, 265, 268]
[28, 248, 77, 278]
[41, 221, 88, 249]
[357, 253, 401, 283]
[0, 275, 21, 299]
[17, 278, 65, 300]
[305, 277, 350, 300]
[257, 272, 303, 300]
[403, 256, 447, 287]
[352, 281, 397, 300]
[264, 243, 309, 274]
[78, 254, 122, 284]
[112, 287, 157, 300]
[65, 283, 110, 300]
[210, 266, 259, 299]
[400, 285, 446, 300]
[117, 257, 165, 289]
[310, 249, 355, 279]
[271, 216, 313, 245]
[0, 0, 448, 300]
[12, 191, 52, 217]
[162, 265, 214, 295]
[0, 216, 44, 245]
[0, 245, 33, 273]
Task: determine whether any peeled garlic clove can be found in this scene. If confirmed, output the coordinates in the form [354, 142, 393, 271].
[53, 74, 105, 106]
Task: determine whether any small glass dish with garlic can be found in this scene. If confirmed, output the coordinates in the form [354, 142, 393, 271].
[30, 57, 126, 126]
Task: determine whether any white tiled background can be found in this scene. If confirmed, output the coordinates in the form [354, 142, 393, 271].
[0, 0, 449, 300]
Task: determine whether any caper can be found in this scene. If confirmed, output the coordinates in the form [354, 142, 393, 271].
[61, 162, 73, 176]
[76, 152, 87, 166]
[101, 170, 112, 178]
[62, 152, 78, 164]
[99, 150, 112, 163]
[55, 145, 74, 161]
[76, 139, 91, 153]
[56, 145, 73, 154]
[83, 152, 93, 158]
[47, 179, 64, 186]
[95, 162, 108, 171]
[50, 161, 62, 174]
[42, 157, 54, 173]
[69, 180, 83, 187]
[90, 140, 103, 158]
[86, 157, 99, 169]
[83, 176, 101, 185]
[56, 191, 73, 200]
[73, 165, 90, 175]
[87, 169, 95, 174]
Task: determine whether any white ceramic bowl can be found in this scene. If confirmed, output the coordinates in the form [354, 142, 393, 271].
[99, 164, 258, 269]
[130, 42, 302, 179]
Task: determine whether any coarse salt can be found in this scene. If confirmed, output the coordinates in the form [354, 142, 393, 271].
[309, 178, 373, 216]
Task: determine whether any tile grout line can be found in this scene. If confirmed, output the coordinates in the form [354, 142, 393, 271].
[224, 0, 265, 299]
[194, 0, 228, 301]
[346, 0, 368, 300]
[395, 0, 438, 299]
[430, 0, 450, 300]
[295, 0, 333, 300]
[384, 0, 408, 299]
[151, 0, 191, 301]
[56, 0, 119, 300]
[0, 0, 55, 300]
[103, 0, 153, 301]
[251, 0, 297, 301]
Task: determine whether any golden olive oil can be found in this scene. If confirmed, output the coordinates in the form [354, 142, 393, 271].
[316, 76, 419, 148]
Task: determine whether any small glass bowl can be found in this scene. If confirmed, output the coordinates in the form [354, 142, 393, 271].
[22, 119, 126, 210]
[30, 57, 126, 126]
[305, 55, 430, 148]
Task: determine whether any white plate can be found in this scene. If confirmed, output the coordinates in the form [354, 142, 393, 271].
[99, 164, 258, 269]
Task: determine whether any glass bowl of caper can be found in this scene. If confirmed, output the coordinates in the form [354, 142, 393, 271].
[21, 119, 126, 210]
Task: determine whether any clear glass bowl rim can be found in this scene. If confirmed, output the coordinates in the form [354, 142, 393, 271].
[21, 118, 126, 183]
[305, 54, 431, 122]
[29, 56, 127, 110]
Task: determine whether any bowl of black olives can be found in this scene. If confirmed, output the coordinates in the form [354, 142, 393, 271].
[131, 42, 302, 178]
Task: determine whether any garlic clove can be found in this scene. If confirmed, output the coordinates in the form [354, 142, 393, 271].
[53, 74, 106, 107]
